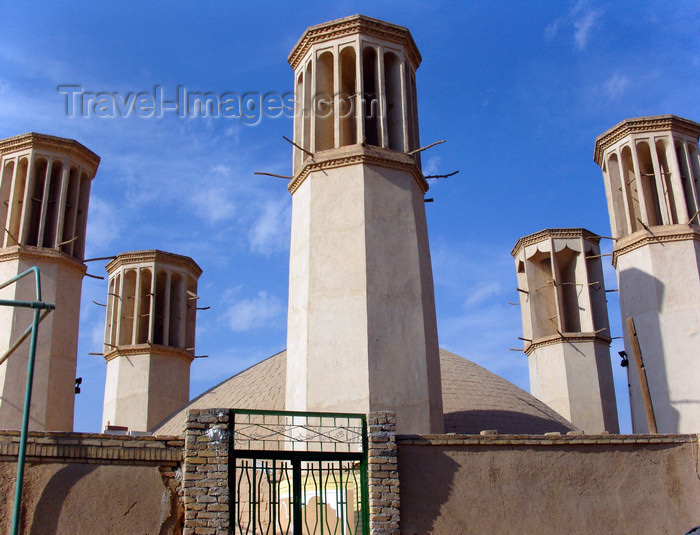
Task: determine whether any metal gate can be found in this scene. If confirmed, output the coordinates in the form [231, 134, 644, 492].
[230, 409, 369, 535]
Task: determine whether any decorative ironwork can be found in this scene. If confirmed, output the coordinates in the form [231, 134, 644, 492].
[230, 409, 369, 535]
[232, 410, 365, 453]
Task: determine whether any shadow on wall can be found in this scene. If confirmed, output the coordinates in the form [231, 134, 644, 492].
[618, 267, 678, 432]
[398, 449, 459, 535]
[444, 409, 574, 435]
[29, 464, 97, 535]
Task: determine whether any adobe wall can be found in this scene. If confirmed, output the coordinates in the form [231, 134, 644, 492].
[0, 430, 184, 535]
[398, 433, 700, 535]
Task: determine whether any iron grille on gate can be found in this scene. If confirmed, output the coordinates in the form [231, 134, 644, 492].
[230, 409, 369, 535]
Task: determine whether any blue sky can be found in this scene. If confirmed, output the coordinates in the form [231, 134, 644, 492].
[1, 1, 699, 433]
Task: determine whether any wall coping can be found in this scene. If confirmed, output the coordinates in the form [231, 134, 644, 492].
[396, 433, 699, 446]
[0, 430, 183, 465]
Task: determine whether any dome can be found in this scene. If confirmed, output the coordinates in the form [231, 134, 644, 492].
[152, 348, 575, 436]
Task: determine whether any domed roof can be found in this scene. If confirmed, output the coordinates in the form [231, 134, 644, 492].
[152, 348, 575, 436]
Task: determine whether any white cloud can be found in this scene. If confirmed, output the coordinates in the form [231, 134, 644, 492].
[464, 281, 502, 307]
[545, 0, 603, 51]
[191, 166, 237, 224]
[422, 155, 441, 176]
[225, 291, 285, 332]
[248, 196, 291, 256]
[84, 195, 123, 256]
[573, 7, 601, 50]
[602, 73, 630, 100]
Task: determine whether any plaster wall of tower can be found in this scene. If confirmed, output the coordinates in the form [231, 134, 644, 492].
[286, 147, 443, 434]
[528, 339, 617, 432]
[0, 133, 98, 432]
[614, 228, 700, 433]
[512, 229, 618, 433]
[101, 251, 201, 432]
[0, 255, 84, 431]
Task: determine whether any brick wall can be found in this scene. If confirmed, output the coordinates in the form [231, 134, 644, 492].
[367, 411, 400, 535]
[182, 409, 230, 535]
[0, 429, 183, 465]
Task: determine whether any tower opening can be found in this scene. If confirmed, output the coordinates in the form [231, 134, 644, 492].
[637, 141, 663, 226]
[315, 51, 335, 152]
[73, 172, 91, 260]
[137, 268, 153, 344]
[691, 144, 700, 218]
[339, 46, 357, 147]
[294, 72, 304, 170]
[169, 273, 185, 348]
[528, 250, 557, 339]
[675, 141, 699, 220]
[120, 269, 137, 346]
[42, 160, 63, 248]
[654, 139, 677, 223]
[61, 166, 80, 255]
[384, 51, 404, 151]
[1, 161, 14, 244]
[606, 154, 627, 235]
[556, 247, 581, 333]
[362, 46, 379, 147]
[620, 146, 641, 231]
[154, 270, 168, 345]
[303, 62, 312, 156]
[26, 158, 46, 246]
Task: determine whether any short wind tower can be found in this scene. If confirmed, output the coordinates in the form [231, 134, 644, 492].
[512, 229, 619, 433]
[101, 250, 201, 432]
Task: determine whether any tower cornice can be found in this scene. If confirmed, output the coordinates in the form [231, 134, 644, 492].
[511, 228, 600, 258]
[288, 14, 422, 71]
[0, 132, 101, 173]
[103, 344, 195, 364]
[105, 250, 202, 277]
[523, 333, 612, 356]
[288, 144, 429, 195]
[0, 246, 88, 276]
[611, 224, 700, 267]
[593, 115, 700, 165]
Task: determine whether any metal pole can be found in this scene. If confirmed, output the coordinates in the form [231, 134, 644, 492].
[10, 307, 41, 535]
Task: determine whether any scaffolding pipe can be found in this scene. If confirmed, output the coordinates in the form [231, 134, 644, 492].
[0, 267, 56, 535]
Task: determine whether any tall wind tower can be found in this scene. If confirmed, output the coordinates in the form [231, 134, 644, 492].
[512, 229, 619, 433]
[285, 15, 444, 433]
[595, 115, 700, 433]
[0, 133, 99, 431]
[101, 250, 201, 433]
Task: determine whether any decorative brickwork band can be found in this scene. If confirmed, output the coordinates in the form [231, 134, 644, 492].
[368, 411, 400, 535]
[183, 409, 230, 535]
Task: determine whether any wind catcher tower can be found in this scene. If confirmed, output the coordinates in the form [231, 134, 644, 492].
[512, 229, 619, 433]
[0, 133, 99, 431]
[101, 250, 201, 432]
[285, 15, 443, 433]
[595, 115, 700, 433]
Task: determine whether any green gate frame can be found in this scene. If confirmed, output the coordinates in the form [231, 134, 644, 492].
[229, 409, 370, 535]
